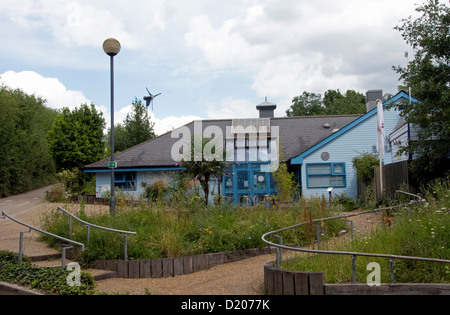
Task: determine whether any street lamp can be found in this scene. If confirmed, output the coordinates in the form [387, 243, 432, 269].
[103, 38, 121, 216]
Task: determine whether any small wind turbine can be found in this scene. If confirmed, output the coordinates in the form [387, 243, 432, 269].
[144, 88, 161, 112]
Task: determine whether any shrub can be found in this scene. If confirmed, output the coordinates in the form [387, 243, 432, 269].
[273, 163, 299, 202]
[0, 250, 97, 295]
[352, 152, 379, 185]
[142, 179, 169, 202]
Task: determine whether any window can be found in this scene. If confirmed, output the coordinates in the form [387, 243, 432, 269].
[306, 163, 346, 188]
[114, 172, 137, 191]
[232, 138, 274, 162]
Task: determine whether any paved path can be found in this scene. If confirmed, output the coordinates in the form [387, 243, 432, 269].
[0, 186, 61, 257]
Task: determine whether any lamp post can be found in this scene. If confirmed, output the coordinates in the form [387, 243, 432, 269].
[103, 38, 121, 216]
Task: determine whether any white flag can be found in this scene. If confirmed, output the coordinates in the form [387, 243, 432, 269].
[376, 99, 385, 153]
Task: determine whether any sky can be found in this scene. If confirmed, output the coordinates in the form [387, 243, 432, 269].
[0, 0, 423, 136]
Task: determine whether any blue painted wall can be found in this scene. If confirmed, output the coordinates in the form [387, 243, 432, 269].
[295, 101, 405, 200]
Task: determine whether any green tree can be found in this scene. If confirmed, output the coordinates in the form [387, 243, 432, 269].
[107, 98, 156, 152]
[124, 98, 155, 146]
[392, 0, 450, 184]
[286, 89, 367, 117]
[352, 152, 380, 185]
[178, 136, 229, 205]
[323, 89, 366, 115]
[47, 103, 105, 172]
[286, 92, 324, 117]
[0, 85, 57, 197]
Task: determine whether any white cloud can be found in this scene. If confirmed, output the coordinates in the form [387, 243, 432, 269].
[206, 97, 258, 120]
[184, 14, 267, 69]
[152, 115, 204, 137]
[184, 0, 417, 98]
[0, 0, 167, 50]
[0, 70, 91, 110]
[115, 104, 203, 137]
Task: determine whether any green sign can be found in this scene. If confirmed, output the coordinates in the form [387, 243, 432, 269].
[108, 161, 117, 169]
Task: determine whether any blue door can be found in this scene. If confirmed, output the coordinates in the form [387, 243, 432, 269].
[223, 162, 276, 205]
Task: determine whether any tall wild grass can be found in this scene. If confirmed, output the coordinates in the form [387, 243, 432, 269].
[283, 178, 450, 284]
[39, 196, 346, 265]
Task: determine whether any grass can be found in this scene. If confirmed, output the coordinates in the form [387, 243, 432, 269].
[39, 196, 347, 266]
[282, 178, 450, 284]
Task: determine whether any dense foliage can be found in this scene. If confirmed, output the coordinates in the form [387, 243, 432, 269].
[47, 103, 105, 172]
[392, 0, 450, 185]
[283, 178, 450, 284]
[352, 152, 380, 185]
[107, 98, 156, 153]
[286, 89, 367, 117]
[0, 86, 58, 197]
[0, 250, 97, 295]
[39, 197, 346, 264]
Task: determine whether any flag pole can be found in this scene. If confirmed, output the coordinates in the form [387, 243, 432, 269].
[377, 99, 384, 197]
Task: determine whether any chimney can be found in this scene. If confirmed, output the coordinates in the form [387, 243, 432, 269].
[366, 90, 383, 112]
[256, 97, 277, 118]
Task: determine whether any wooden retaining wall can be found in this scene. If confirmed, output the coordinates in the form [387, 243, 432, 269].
[93, 247, 272, 279]
[264, 262, 450, 295]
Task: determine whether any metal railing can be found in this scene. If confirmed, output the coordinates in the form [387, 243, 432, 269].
[56, 206, 137, 261]
[1, 210, 85, 268]
[262, 191, 450, 284]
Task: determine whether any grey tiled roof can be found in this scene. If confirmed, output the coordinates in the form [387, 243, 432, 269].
[84, 115, 361, 170]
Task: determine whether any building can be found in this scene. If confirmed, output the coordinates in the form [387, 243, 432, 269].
[84, 90, 415, 203]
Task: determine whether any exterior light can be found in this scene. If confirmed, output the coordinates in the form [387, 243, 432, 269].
[103, 38, 121, 216]
[103, 38, 121, 56]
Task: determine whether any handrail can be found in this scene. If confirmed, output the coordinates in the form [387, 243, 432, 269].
[1, 210, 85, 268]
[262, 193, 450, 284]
[56, 206, 137, 261]
[56, 206, 137, 235]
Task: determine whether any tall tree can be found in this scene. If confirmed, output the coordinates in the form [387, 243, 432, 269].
[0, 85, 57, 197]
[392, 0, 450, 184]
[124, 98, 155, 147]
[178, 136, 229, 205]
[286, 89, 367, 117]
[107, 98, 156, 152]
[47, 103, 105, 172]
[286, 92, 324, 116]
[323, 90, 366, 115]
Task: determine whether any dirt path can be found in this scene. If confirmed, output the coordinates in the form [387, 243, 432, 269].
[0, 186, 381, 295]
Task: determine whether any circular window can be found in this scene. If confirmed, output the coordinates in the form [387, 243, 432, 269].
[321, 152, 330, 161]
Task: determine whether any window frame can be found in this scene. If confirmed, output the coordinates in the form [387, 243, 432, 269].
[114, 171, 137, 191]
[306, 163, 346, 189]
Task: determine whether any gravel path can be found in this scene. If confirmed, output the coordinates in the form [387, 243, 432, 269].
[0, 186, 380, 295]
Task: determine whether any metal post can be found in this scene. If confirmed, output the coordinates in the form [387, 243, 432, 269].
[123, 234, 128, 261]
[110, 54, 116, 216]
[273, 235, 283, 268]
[68, 216, 72, 238]
[62, 246, 73, 268]
[18, 229, 31, 263]
[85, 225, 91, 243]
[315, 225, 321, 250]
[345, 218, 354, 241]
[352, 255, 357, 283]
[390, 259, 395, 284]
